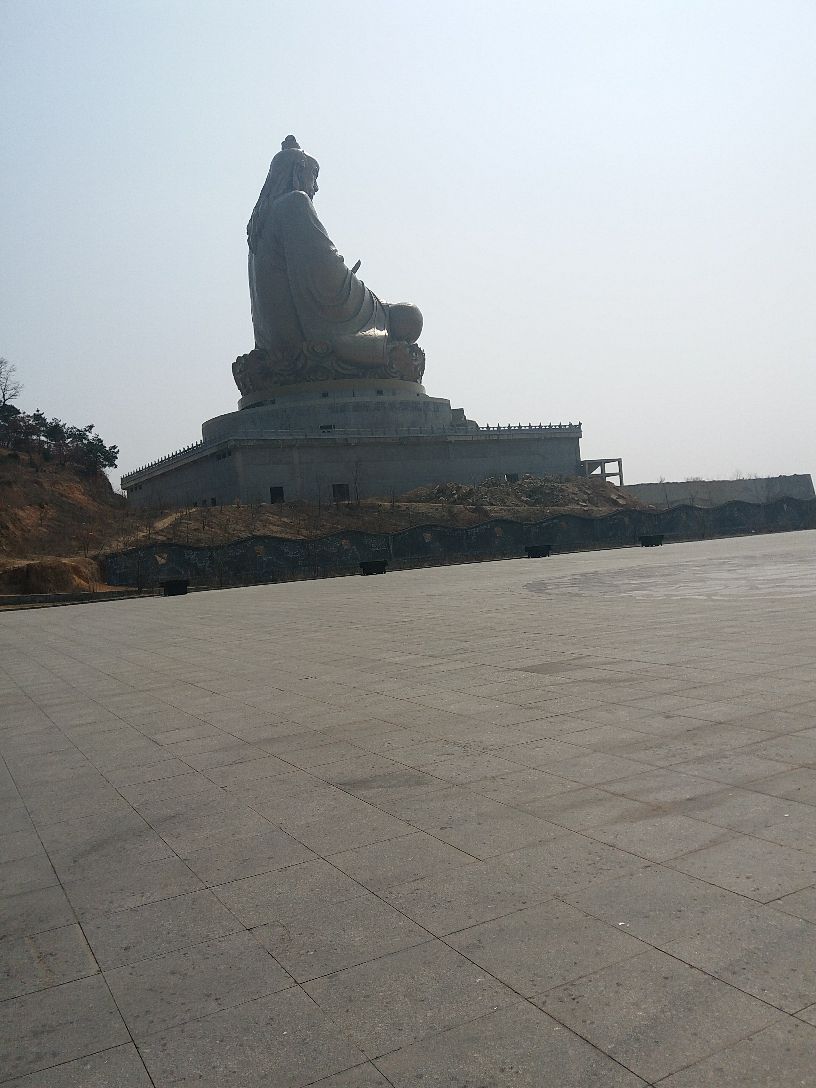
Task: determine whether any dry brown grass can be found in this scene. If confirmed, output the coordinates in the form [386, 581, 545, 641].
[1, 452, 645, 583]
[0, 556, 104, 595]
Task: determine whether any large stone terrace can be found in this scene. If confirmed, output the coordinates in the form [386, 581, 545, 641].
[2, 532, 816, 1086]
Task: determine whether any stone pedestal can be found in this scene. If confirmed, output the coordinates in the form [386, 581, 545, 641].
[203, 380, 476, 444]
[122, 376, 583, 509]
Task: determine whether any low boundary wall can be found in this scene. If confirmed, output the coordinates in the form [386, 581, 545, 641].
[624, 475, 815, 508]
[101, 497, 816, 589]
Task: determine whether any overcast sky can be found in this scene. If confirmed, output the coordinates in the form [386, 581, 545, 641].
[2, 0, 814, 486]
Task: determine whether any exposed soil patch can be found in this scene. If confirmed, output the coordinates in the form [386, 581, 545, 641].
[0, 556, 104, 595]
[0, 449, 127, 559]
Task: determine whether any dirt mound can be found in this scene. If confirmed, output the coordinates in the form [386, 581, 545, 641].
[0, 557, 103, 595]
[0, 449, 126, 559]
[400, 474, 647, 514]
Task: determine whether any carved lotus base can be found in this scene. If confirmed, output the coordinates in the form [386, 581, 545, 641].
[233, 341, 425, 396]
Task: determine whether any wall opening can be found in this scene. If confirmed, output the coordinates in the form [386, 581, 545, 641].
[269, 486, 285, 504]
[332, 482, 350, 502]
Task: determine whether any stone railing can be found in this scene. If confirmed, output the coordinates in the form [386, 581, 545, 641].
[121, 440, 208, 485]
[479, 422, 582, 432]
[121, 421, 583, 487]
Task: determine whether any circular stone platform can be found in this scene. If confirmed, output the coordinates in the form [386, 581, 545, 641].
[204, 380, 471, 442]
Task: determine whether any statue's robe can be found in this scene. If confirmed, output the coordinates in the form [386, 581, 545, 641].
[248, 190, 389, 366]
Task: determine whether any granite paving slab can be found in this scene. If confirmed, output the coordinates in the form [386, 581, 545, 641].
[304, 941, 521, 1056]
[382, 857, 550, 936]
[82, 888, 243, 968]
[602, 767, 724, 804]
[381, 786, 560, 858]
[670, 834, 816, 902]
[0, 799, 34, 835]
[309, 1065, 393, 1087]
[376, 1002, 646, 1087]
[669, 751, 797, 785]
[656, 1017, 816, 1087]
[252, 889, 429, 981]
[180, 827, 317, 884]
[585, 811, 736, 861]
[105, 930, 293, 1039]
[751, 766, 816, 805]
[536, 948, 780, 1082]
[447, 898, 644, 995]
[676, 785, 812, 834]
[771, 884, 816, 923]
[0, 1043, 153, 1087]
[328, 830, 476, 893]
[465, 767, 581, 806]
[61, 855, 205, 918]
[210, 858, 367, 927]
[24, 784, 133, 829]
[0, 830, 42, 865]
[519, 783, 657, 828]
[0, 854, 57, 897]
[745, 730, 816, 766]
[0, 923, 97, 1000]
[138, 985, 365, 1087]
[0, 885, 75, 939]
[0, 975, 129, 1081]
[492, 832, 650, 897]
[562, 863, 756, 945]
[663, 903, 816, 1011]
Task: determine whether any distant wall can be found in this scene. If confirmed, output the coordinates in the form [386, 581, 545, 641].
[102, 497, 816, 589]
[624, 475, 815, 508]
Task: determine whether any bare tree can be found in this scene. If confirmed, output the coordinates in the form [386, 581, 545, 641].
[0, 358, 22, 407]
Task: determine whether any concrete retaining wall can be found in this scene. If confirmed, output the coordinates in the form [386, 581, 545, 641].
[102, 497, 816, 589]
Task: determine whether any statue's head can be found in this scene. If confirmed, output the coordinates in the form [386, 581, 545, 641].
[268, 135, 319, 201]
[248, 135, 320, 251]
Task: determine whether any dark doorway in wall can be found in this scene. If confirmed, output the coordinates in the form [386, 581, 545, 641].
[269, 486, 285, 503]
[332, 482, 350, 502]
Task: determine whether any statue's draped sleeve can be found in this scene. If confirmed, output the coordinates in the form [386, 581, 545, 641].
[252, 190, 389, 366]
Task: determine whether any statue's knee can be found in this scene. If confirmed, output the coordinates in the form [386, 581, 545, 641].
[387, 304, 423, 344]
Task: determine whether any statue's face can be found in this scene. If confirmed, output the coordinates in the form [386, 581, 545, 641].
[302, 162, 319, 200]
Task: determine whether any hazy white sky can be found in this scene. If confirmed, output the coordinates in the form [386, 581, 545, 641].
[2, 0, 814, 485]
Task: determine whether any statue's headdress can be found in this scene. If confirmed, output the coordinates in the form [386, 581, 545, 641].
[247, 135, 319, 251]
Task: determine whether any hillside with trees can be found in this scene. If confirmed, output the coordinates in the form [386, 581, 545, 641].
[0, 358, 119, 473]
[0, 359, 127, 592]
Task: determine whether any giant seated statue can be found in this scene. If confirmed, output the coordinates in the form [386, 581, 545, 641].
[234, 135, 425, 397]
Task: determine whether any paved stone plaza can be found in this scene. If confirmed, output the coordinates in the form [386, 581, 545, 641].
[2, 531, 816, 1086]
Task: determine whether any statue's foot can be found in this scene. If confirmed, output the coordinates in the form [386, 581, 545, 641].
[387, 340, 426, 382]
[386, 303, 423, 344]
